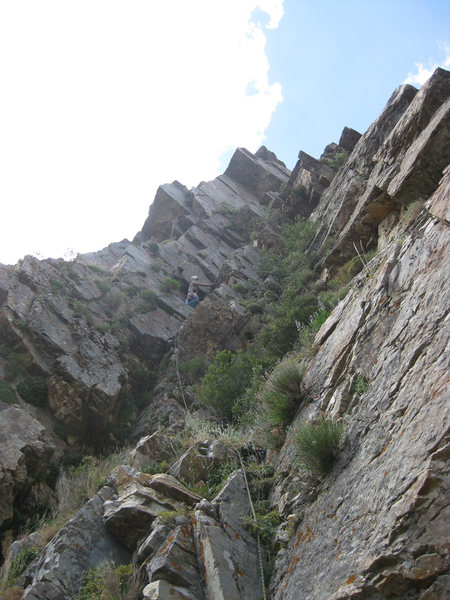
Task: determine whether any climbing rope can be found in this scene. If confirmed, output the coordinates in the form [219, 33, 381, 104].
[236, 449, 268, 600]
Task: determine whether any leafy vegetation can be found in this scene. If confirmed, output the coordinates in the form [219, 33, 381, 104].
[5, 548, 39, 587]
[0, 380, 16, 404]
[94, 279, 110, 295]
[87, 264, 108, 275]
[197, 349, 255, 422]
[78, 561, 141, 600]
[322, 151, 348, 171]
[146, 241, 160, 255]
[0, 345, 29, 382]
[178, 357, 209, 380]
[233, 282, 247, 294]
[16, 376, 48, 407]
[354, 374, 370, 397]
[135, 289, 174, 315]
[160, 277, 180, 294]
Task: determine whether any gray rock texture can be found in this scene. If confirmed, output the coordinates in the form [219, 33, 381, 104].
[268, 70, 450, 600]
[0, 406, 55, 532]
[1, 68, 449, 600]
[22, 491, 130, 600]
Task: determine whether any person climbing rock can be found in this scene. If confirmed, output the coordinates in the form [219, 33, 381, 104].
[185, 275, 211, 308]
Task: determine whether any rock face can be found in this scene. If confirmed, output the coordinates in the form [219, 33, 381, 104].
[21, 464, 263, 600]
[267, 70, 450, 599]
[309, 68, 450, 266]
[0, 144, 288, 550]
[0, 145, 288, 444]
[1, 68, 449, 600]
[0, 406, 55, 535]
[22, 489, 130, 600]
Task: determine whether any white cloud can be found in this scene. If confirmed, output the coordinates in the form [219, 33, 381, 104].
[404, 47, 450, 85]
[0, 1, 284, 264]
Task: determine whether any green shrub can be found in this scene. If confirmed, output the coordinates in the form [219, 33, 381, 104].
[118, 338, 129, 352]
[50, 278, 64, 295]
[160, 277, 180, 294]
[118, 397, 134, 422]
[13, 318, 28, 331]
[125, 285, 140, 298]
[322, 151, 348, 171]
[16, 376, 48, 407]
[0, 342, 12, 358]
[94, 280, 110, 295]
[403, 200, 424, 224]
[87, 264, 107, 275]
[103, 291, 125, 311]
[6, 548, 39, 586]
[233, 282, 247, 294]
[293, 183, 307, 199]
[136, 289, 158, 313]
[146, 241, 160, 255]
[245, 508, 280, 551]
[73, 302, 95, 325]
[197, 349, 254, 422]
[0, 380, 16, 404]
[53, 423, 68, 441]
[66, 267, 81, 282]
[128, 366, 157, 408]
[354, 375, 370, 397]
[157, 507, 191, 524]
[293, 417, 345, 479]
[258, 293, 319, 359]
[178, 357, 208, 379]
[150, 260, 163, 272]
[241, 300, 263, 314]
[78, 561, 140, 600]
[156, 298, 175, 315]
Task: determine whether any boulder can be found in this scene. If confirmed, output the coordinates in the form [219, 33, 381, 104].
[193, 470, 264, 600]
[145, 524, 203, 598]
[22, 490, 130, 600]
[129, 432, 175, 470]
[310, 69, 449, 267]
[309, 82, 418, 256]
[104, 467, 201, 550]
[143, 579, 198, 599]
[168, 440, 235, 485]
[177, 284, 253, 363]
[225, 146, 290, 198]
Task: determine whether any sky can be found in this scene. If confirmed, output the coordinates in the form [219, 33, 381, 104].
[0, 0, 449, 265]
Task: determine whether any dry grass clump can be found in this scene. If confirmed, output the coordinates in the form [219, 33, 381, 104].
[55, 449, 130, 521]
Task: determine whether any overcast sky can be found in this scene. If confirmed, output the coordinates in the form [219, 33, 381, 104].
[1, 0, 449, 265]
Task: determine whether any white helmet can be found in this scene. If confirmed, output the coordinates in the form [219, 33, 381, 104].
[191, 275, 199, 281]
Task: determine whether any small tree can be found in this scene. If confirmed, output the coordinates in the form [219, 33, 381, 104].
[197, 349, 253, 422]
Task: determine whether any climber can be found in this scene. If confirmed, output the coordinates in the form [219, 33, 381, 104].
[185, 275, 212, 308]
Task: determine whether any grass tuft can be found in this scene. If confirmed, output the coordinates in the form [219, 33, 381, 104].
[293, 417, 344, 479]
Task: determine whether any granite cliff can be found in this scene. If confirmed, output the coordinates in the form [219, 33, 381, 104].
[0, 68, 448, 599]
